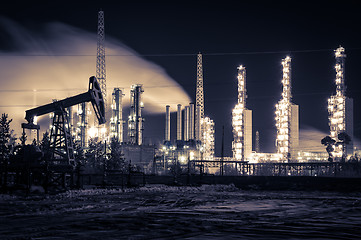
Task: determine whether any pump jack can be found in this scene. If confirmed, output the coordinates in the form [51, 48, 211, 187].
[13, 76, 106, 192]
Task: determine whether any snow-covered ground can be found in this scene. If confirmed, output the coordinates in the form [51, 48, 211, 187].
[1, 185, 361, 239]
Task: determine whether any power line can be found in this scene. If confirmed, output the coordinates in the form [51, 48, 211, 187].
[1, 47, 361, 57]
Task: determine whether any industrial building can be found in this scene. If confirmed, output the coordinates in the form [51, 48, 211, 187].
[159, 53, 217, 173]
[328, 46, 354, 160]
[232, 65, 252, 161]
[110, 88, 124, 142]
[275, 56, 299, 161]
[128, 84, 144, 145]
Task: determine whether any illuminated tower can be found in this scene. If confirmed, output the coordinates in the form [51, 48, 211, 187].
[128, 84, 144, 145]
[232, 65, 252, 161]
[195, 53, 204, 141]
[201, 117, 215, 160]
[328, 46, 354, 159]
[96, 10, 106, 108]
[110, 88, 124, 142]
[275, 56, 299, 161]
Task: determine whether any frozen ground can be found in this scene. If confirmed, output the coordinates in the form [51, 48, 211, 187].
[1, 185, 361, 239]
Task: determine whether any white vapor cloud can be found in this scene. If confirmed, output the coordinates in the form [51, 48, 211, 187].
[299, 125, 361, 152]
[0, 18, 191, 135]
[299, 126, 328, 152]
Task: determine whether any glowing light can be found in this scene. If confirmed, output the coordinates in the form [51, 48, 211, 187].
[328, 46, 347, 159]
[88, 126, 97, 139]
[275, 56, 292, 160]
[201, 116, 215, 160]
[232, 66, 246, 161]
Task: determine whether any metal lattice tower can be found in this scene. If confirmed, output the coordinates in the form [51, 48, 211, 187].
[196, 53, 204, 118]
[232, 65, 247, 161]
[96, 10, 106, 109]
[195, 53, 204, 140]
[275, 56, 292, 160]
[328, 46, 347, 158]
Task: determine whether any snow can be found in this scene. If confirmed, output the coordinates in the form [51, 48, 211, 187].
[1, 185, 361, 239]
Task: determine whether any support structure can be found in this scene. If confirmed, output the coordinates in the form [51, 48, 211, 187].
[110, 88, 124, 142]
[96, 10, 106, 109]
[195, 53, 204, 141]
[275, 56, 298, 161]
[128, 84, 144, 145]
[49, 109, 75, 165]
[232, 65, 252, 161]
[328, 46, 354, 159]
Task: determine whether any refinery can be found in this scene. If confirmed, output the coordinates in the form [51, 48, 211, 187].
[0, 10, 359, 192]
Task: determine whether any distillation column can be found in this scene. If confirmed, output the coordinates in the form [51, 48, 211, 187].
[232, 65, 252, 161]
[110, 88, 124, 142]
[275, 56, 299, 161]
[128, 84, 144, 145]
[328, 46, 354, 159]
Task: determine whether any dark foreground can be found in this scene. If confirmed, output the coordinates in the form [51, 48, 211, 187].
[1, 185, 361, 239]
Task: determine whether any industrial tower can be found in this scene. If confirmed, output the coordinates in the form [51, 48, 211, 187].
[275, 56, 299, 161]
[128, 84, 144, 145]
[195, 53, 204, 141]
[195, 53, 215, 159]
[110, 88, 124, 142]
[328, 46, 354, 159]
[202, 117, 215, 160]
[232, 65, 252, 161]
[96, 10, 106, 108]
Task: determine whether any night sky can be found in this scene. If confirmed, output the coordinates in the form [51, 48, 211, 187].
[0, 2, 360, 156]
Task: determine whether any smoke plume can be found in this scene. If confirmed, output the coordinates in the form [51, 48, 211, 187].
[0, 18, 191, 136]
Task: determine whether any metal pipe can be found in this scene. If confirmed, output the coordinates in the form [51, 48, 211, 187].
[177, 104, 182, 141]
[189, 103, 194, 140]
[165, 105, 170, 142]
[184, 106, 189, 141]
